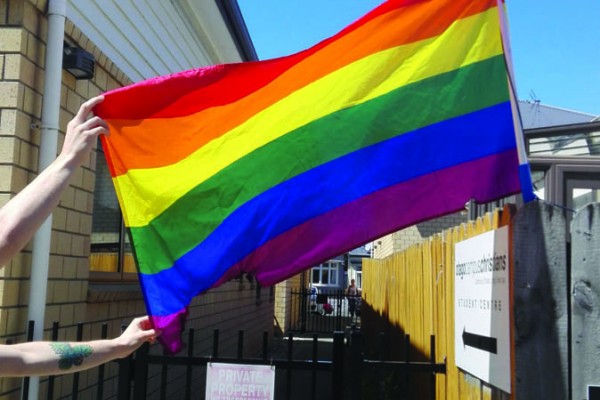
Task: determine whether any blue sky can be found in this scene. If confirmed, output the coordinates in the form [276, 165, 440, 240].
[238, 0, 600, 116]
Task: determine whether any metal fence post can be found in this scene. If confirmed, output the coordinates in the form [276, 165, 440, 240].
[96, 323, 109, 400]
[336, 290, 343, 331]
[185, 329, 196, 400]
[349, 330, 364, 400]
[405, 334, 412, 398]
[72, 322, 84, 400]
[332, 331, 345, 400]
[133, 343, 149, 400]
[117, 324, 133, 400]
[46, 322, 60, 400]
[20, 320, 35, 400]
[300, 288, 307, 332]
[117, 354, 133, 400]
[311, 334, 318, 400]
[286, 332, 294, 400]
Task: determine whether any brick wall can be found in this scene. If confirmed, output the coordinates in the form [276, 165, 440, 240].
[0, 2, 275, 398]
[372, 210, 468, 258]
[0, 0, 52, 349]
[274, 270, 305, 336]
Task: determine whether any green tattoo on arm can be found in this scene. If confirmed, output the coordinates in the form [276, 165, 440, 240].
[50, 343, 93, 370]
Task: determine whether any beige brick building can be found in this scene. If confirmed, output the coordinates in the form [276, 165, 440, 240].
[372, 211, 469, 258]
[0, 1, 274, 398]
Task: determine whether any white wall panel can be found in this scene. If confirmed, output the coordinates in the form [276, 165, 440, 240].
[148, 1, 211, 67]
[66, 0, 241, 82]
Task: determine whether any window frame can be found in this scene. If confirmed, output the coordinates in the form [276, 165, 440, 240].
[89, 219, 139, 282]
[310, 260, 341, 287]
[90, 142, 138, 282]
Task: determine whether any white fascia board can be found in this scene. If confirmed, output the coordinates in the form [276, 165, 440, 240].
[175, 0, 246, 64]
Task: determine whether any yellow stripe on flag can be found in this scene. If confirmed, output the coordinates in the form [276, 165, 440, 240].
[112, 9, 502, 228]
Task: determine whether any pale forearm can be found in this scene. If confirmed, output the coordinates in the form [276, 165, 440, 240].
[0, 155, 76, 266]
[0, 95, 108, 267]
[0, 339, 130, 377]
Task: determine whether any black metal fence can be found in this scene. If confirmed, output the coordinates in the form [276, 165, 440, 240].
[116, 328, 445, 400]
[12, 320, 446, 399]
[289, 288, 362, 333]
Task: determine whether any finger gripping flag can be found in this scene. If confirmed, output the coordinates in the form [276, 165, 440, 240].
[94, 0, 533, 354]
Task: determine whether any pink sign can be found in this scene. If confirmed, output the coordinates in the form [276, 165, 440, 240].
[205, 363, 275, 400]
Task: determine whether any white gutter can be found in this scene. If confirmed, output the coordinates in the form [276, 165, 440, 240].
[25, 0, 66, 398]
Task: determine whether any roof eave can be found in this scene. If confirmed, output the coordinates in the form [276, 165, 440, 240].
[214, 0, 258, 62]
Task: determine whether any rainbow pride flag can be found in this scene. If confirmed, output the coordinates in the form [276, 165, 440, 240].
[95, 0, 533, 353]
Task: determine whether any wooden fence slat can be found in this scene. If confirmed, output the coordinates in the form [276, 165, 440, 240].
[433, 235, 447, 400]
[448, 225, 460, 400]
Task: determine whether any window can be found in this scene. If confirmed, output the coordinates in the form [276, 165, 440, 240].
[311, 261, 341, 286]
[566, 175, 600, 211]
[526, 158, 600, 241]
[90, 143, 137, 281]
[355, 271, 362, 290]
[531, 169, 547, 201]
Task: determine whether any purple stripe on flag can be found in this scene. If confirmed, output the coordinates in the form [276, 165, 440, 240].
[239, 149, 520, 286]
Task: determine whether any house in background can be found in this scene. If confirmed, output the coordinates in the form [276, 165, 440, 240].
[518, 99, 597, 129]
[372, 100, 600, 258]
[309, 246, 371, 292]
[273, 246, 370, 334]
[521, 101, 600, 226]
[0, 1, 276, 399]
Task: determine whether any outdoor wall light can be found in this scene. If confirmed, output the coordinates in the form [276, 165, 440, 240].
[63, 44, 95, 80]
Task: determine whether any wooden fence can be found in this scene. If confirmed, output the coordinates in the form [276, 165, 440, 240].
[361, 201, 579, 399]
[362, 204, 513, 399]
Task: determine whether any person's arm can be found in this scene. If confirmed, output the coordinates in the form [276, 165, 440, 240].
[0, 96, 108, 266]
[0, 316, 158, 377]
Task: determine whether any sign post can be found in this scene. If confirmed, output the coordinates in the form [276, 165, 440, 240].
[454, 226, 511, 393]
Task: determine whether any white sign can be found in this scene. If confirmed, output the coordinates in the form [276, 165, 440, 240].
[205, 363, 275, 400]
[454, 226, 511, 393]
